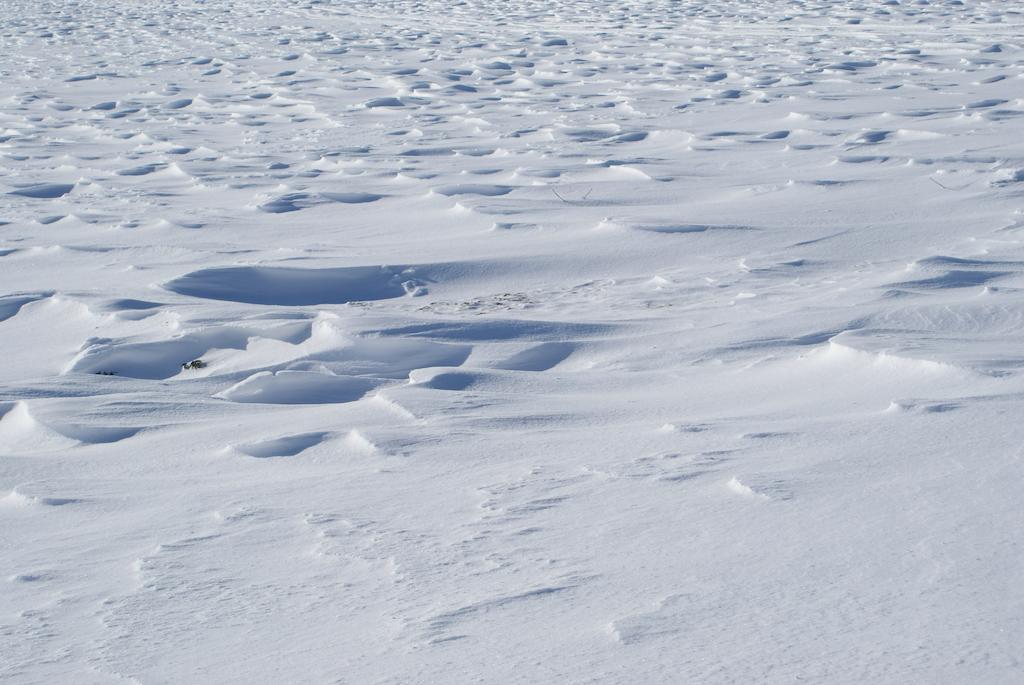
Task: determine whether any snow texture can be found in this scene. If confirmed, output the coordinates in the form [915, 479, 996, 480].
[2, 0, 1023, 683]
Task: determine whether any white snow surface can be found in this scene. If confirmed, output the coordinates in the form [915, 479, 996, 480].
[2, 0, 1024, 682]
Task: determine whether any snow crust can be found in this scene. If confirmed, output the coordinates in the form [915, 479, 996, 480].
[2, 0, 1023, 682]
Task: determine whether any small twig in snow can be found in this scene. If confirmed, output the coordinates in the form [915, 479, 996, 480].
[551, 187, 594, 204]
[929, 176, 968, 192]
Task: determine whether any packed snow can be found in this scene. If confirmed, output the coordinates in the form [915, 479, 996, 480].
[2, 0, 1024, 682]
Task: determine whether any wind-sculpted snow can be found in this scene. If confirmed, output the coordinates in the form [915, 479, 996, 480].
[165, 265, 414, 305]
[2, 0, 1024, 683]
[216, 370, 379, 404]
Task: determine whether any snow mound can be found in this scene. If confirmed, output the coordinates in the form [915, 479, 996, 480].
[217, 371, 377, 404]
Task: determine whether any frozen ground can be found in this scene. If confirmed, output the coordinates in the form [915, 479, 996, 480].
[2, 0, 1024, 682]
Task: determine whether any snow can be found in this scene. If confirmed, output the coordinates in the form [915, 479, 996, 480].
[2, 0, 1024, 682]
